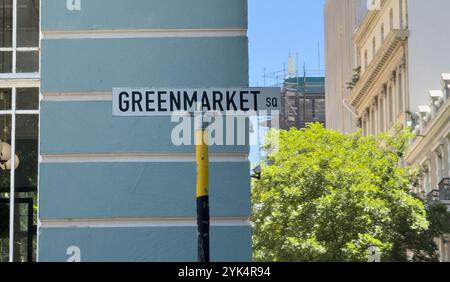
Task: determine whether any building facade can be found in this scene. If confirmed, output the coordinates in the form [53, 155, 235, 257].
[327, 0, 450, 136]
[326, 0, 450, 261]
[1, 0, 252, 262]
[324, 0, 361, 134]
[349, 0, 409, 135]
[406, 73, 450, 262]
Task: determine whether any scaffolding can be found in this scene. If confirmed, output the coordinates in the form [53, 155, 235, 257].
[262, 61, 325, 130]
[255, 55, 325, 162]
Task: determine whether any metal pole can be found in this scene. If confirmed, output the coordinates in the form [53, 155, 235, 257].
[196, 116, 210, 262]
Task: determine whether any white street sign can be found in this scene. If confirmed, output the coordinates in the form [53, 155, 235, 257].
[112, 87, 280, 116]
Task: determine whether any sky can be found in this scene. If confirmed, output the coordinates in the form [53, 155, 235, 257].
[248, 0, 326, 164]
[248, 0, 326, 87]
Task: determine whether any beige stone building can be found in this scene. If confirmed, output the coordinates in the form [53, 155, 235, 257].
[406, 74, 450, 262]
[324, 0, 362, 134]
[326, 0, 450, 136]
[325, 0, 450, 261]
[348, 0, 409, 135]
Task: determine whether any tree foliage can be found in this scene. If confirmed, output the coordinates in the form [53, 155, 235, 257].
[252, 123, 448, 262]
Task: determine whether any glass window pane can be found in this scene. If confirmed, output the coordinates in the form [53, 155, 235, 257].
[304, 99, 314, 121]
[13, 115, 38, 262]
[0, 89, 11, 110]
[0, 0, 13, 48]
[15, 115, 38, 187]
[16, 88, 39, 110]
[0, 113, 11, 262]
[298, 99, 305, 122]
[13, 196, 34, 262]
[17, 0, 39, 47]
[0, 199, 10, 262]
[0, 51, 12, 73]
[315, 99, 326, 121]
[0, 114, 11, 192]
[16, 51, 39, 73]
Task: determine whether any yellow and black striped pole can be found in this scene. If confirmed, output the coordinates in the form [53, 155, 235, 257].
[196, 122, 210, 262]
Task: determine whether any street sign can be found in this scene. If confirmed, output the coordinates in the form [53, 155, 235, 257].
[111, 87, 279, 263]
[112, 87, 280, 116]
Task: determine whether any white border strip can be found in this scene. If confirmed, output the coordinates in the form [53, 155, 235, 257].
[40, 152, 249, 164]
[40, 217, 250, 228]
[42, 92, 112, 102]
[42, 29, 247, 40]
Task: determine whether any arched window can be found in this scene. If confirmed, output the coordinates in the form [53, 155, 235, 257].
[381, 24, 385, 43]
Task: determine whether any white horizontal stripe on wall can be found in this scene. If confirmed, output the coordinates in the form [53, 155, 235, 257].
[42, 92, 112, 101]
[40, 217, 250, 228]
[0, 77, 40, 88]
[40, 152, 249, 164]
[42, 29, 247, 40]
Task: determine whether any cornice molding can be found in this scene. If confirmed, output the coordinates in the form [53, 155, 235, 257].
[350, 29, 408, 109]
[406, 99, 450, 164]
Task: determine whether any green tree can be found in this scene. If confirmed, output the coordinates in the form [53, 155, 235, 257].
[252, 123, 448, 262]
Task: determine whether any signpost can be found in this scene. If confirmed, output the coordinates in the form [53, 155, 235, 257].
[113, 87, 280, 262]
[196, 118, 210, 262]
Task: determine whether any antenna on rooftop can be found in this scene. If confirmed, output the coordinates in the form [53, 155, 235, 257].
[287, 53, 297, 79]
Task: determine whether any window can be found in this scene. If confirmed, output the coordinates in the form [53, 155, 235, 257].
[0, 0, 39, 74]
[388, 85, 394, 124]
[423, 164, 431, 194]
[405, 0, 408, 28]
[381, 24, 385, 43]
[399, 0, 404, 29]
[364, 50, 368, 69]
[436, 149, 444, 182]
[389, 9, 394, 30]
[314, 98, 325, 122]
[447, 138, 450, 177]
[398, 72, 403, 113]
[380, 97, 384, 132]
[0, 88, 38, 263]
[356, 47, 361, 67]
[371, 108, 375, 135]
[363, 119, 367, 136]
[372, 37, 376, 58]
[0, 0, 39, 263]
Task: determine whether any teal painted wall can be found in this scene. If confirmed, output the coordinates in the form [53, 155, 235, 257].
[40, 101, 249, 154]
[39, 226, 252, 262]
[38, 0, 251, 262]
[42, 0, 247, 31]
[39, 162, 250, 219]
[41, 37, 249, 93]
